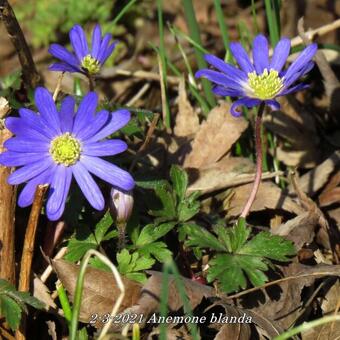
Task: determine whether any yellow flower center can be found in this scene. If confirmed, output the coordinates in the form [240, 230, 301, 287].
[81, 55, 100, 74]
[247, 69, 284, 100]
[50, 133, 81, 166]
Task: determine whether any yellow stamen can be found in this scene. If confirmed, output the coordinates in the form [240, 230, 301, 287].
[50, 133, 81, 166]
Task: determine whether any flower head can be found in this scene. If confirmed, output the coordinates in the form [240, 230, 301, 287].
[0, 87, 134, 221]
[48, 24, 117, 75]
[195, 34, 317, 116]
[109, 187, 134, 224]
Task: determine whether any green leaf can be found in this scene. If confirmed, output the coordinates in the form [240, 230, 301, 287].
[205, 222, 295, 293]
[178, 199, 200, 222]
[94, 210, 114, 243]
[0, 295, 22, 331]
[182, 224, 226, 252]
[117, 249, 155, 283]
[151, 182, 177, 219]
[170, 165, 188, 201]
[240, 231, 296, 261]
[137, 242, 172, 262]
[136, 222, 176, 246]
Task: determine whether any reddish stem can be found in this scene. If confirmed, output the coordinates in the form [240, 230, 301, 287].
[240, 102, 265, 219]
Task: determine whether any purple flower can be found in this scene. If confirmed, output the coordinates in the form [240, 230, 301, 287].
[48, 24, 117, 75]
[0, 87, 134, 221]
[196, 34, 317, 116]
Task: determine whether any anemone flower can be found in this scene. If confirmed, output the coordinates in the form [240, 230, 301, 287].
[196, 35, 317, 219]
[48, 24, 116, 76]
[0, 87, 134, 221]
[196, 34, 317, 116]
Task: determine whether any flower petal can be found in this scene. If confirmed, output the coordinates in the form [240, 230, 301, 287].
[270, 37, 291, 72]
[82, 139, 127, 156]
[100, 41, 117, 64]
[204, 54, 247, 80]
[195, 69, 245, 90]
[49, 62, 81, 73]
[279, 83, 309, 96]
[96, 33, 112, 64]
[59, 96, 75, 133]
[81, 155, 134, 190]
[230, 98, 261, 117]
[18, 167, 53, 207]
[264, 99, 280, 111]
[284, 60, 314, 88]
[76, 110, 109, 141]
[253, 34, 269, 74]
[283, 44, 317, 85]
[230, 42, 255, 73]
[34, 87, 61, 134]
[4, 136, 49, 153]
[72, 161, 104, 210]
[0, 151, 46, 167]
[18, 108, 57, 139]
[46, 166, 72, 220]
[91, 24, 102, 60]
[212, 86, 244, 97]
[72, 92, 98, 135]
[48, 44, 79, 67]
[8, 157, 54, 185]
[5, 117, 50, 141]
[70, 24, 89, 61]
[87, 109, 131, 142]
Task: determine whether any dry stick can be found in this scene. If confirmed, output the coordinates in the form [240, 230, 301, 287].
[0, 0, 40, 89]
[129, 113, 160, 172]
[52, 73, 64, 101]
[0, 113, 16, 285]
[240, 102, 265, 218]
[16, 184, 48, 340]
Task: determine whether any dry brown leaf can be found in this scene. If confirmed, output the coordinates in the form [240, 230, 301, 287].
[225, 181, 304, 216]
[174, 77, 199, 137]
[33, 277, 56, 310]
[184, 102, 248, 169]
[52, 259, 142, 326]
[271, 211, 319, 251]
[249, 263, 340, 330]
[187, 157, 254, 194]
[289, 150, 340, 197]
[264, 97, 320, 168]
[0, 97, 10, 119]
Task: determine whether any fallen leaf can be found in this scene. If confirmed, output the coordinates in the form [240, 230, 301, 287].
[187, 157, 254, 194]
[264, 97, 320, 168]
[225, 181, 304, 216]
[174, 77, 199, 137]
[288, 150, 340, 197]
[247, 263, 340, 330]
[0, 97, 10, 119]
[271, 211, 319, 251]
[33, 277, 56, 310]
[52, 259, 142, 326]
[184, 102, 248, 169]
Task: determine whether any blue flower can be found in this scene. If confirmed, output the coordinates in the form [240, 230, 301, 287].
[48, 24, 117, 75]
[196, 34, 317, 116]
[0, 87, 134, 221]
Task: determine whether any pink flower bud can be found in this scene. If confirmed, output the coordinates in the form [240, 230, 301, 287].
[109, 187, 134, 224]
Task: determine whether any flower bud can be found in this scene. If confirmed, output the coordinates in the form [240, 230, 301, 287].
[109, 187, 134, 224]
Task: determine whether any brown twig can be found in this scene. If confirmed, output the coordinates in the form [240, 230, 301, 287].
[0, 123, 16, 285]
[129, 113, 160, 172]
[16, 184, 48, 340]
[0, 0, 40, 89]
